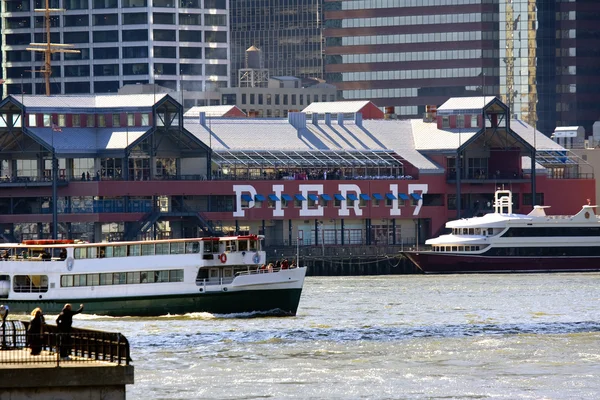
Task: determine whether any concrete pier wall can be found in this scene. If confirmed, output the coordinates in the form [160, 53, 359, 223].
[0, 365, 134, 400]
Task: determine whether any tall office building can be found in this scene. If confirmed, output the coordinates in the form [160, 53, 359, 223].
[1, 0, 230, 96]
[324, 0, 600, 135]
[229, 0, 323, 86]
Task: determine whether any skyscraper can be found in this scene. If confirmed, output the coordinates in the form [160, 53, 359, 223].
[324, 0, 600, 136]
[1, 0, 230, 96]
[229, 0, 323, 86]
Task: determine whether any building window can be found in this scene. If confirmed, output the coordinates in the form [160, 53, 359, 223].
[471, 115, 478, 127]
[98, 115, 106, 127]
[141, 114, 150, 125]
[283, 95, 288, 105]
[57, 114, 66, 127]
[87, 115, 95, 127]
[275, 94, 280, 105]
[43, 114, 51, 127]
[258, 94, 263, 105]
[72, 115, 80, 127]
[299, 94, 303, 105]
[250, 94, 255, 105]
[28, 114, 37, 127]
[127, 114, 135, 126]
[112, 114, 120, 127]
[241, 94, 246, 104]
[291, 94, 296, 105]
[266, 94, 271, 105]
[456, 115, 464, 128]
[442, 116, 450, 128]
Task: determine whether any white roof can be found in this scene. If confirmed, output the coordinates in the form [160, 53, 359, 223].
[14, 94, 167, 110]
[437, 96, 497, 113]
[184, 106, 243, 118]
[302, 101, 372, 114]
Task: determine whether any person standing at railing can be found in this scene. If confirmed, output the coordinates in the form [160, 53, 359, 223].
[56, 303, 84, 360]
[28, 307, 45, 356]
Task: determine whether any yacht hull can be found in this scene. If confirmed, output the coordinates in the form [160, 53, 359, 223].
[1, 288, 304, 317]
[404, 252, 600, 274]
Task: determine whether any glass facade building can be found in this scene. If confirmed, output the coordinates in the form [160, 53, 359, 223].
[1, 0, 230, 96]
[230, 0, 323, 86]
[324, 0, 600, 135]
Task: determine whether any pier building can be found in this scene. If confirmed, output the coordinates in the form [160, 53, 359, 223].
[0, 94, 593, 272]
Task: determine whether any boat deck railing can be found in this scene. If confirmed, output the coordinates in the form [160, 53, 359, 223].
[0, 320, 131, 366]
[196, 266, 299, 288]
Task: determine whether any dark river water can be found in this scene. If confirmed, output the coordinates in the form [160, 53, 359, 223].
[71, 274, 600, 399]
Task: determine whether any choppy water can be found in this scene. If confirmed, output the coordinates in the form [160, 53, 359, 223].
[72, 274, 600, 399]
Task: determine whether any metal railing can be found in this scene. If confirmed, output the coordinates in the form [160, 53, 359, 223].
[0, 320, 130, 366]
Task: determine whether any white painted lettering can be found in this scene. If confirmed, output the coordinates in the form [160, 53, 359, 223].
[299, 184, 324, 217]
[338, 184, 362, 216]
[389, 184, 401, 216]
[233, 185, 257, 217]
[409, 183, 428, 216]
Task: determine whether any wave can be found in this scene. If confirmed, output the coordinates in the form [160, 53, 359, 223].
[132, 321, 600, 348]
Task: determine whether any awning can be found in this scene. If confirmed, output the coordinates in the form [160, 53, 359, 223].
[268, 194, 280, 201]
[359, 193, 370, 201]
[347, 193, 358, 201]
[334, 194, 345, 201]
[281, 194, 293, 201]
[241, 194, 253, 202]
[411, 193, 422, 200]
[398, 193, 409, 200]
[255, 194, 265, 202]
[372, 193, 383, 200]
[386, 193, 397, 200]
[308, 194, 319, 201]
[321, 194, 332, 201]
[295, 194, 306, 201]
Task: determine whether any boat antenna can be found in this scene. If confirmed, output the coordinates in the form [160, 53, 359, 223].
[26, 0, 80, 95]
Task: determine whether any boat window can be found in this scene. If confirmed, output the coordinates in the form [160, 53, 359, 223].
[155, 243, 169, 255]
[203, 241, 219, 254]
[87, 273, 100, 286]
[225, 240, 236, 252]
[469, 228, 474, 235]
[105, 246, 114, 258]
[61, 275, 74, 287]
[74, 247, 87, 259]
[113, 272, 126, 284]
[185, 241, 199, 254]
[488, 228, 494, 235]
[142, 244, 154, 256]
[458, 246, 464, 251]
[238, 240, 248, 251]
[155, 271, 168, 282]
[170, 243, 184, 254]
[60, 269, 183, 287]
[13, 275, 48, 293]
[249, 240, 258, 251]
[482, 230, 487, 236]
[127, 272, 141, 284]
[100, 273, 113, 285]
[129, 244, 141, 256]
[169, 270, 183, 282]
[452, 246, 458, 251]
[475, 228, 481, 235]
[113, 246, 127, 257]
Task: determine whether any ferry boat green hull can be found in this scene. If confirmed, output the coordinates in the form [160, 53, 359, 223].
[1, 288, 304, 317]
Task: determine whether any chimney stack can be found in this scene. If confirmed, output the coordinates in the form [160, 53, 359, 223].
[311, 113, 318, 125]
[337, 113, 344, 126]
[324, 113, 331, 125]
[354, 112, 363, 127]
[199, 111, 206, 126]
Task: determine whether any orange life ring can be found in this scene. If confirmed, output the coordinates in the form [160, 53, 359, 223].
[219, 253, 227, 263]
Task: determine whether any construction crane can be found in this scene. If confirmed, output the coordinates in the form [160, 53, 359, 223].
[26, 0, 79, 96]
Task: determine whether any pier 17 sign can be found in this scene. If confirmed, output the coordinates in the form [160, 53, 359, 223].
[233, 183, 428, 218]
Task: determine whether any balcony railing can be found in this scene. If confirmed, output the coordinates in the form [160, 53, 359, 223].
[0, 320, 131, 366]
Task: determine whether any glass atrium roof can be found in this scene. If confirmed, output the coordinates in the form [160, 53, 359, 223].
[212, 149, 404, 167]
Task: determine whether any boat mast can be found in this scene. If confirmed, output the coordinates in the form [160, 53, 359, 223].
[26, 0, 80, 95]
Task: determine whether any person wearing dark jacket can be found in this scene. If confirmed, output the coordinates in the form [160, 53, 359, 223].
[28, 307, 45, 355]
[56, 303, 84, 360]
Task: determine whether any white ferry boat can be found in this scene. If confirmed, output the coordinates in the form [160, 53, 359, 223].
[404, 190, 600, 273]
[0, 235, 306, 316]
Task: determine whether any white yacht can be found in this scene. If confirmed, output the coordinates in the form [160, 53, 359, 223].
[0, 235, 306, 316]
